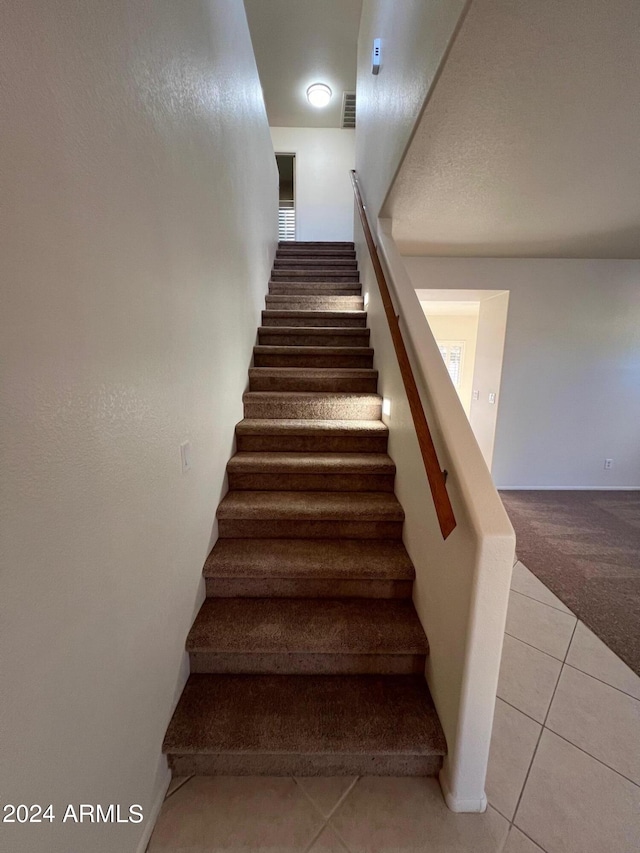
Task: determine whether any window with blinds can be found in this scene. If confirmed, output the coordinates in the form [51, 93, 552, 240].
[437, 341, 465, 388]
[278, 201, 295, 241]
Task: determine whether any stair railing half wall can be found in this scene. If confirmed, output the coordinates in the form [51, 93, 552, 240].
[351, 169, 516, 813]
[350, 170, 455, 539]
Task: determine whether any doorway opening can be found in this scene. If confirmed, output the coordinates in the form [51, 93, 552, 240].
[275, 153, 295, 241]
[417, 289, 509, 473]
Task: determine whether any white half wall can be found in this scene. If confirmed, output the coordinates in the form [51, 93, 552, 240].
[270, 127, 355, 241]
[356, 220, 515, 811]
[0, 2, 277, 852]
[406, 258, 640, 489]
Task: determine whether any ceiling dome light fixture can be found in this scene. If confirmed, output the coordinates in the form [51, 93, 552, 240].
[306, 83, 332, 108]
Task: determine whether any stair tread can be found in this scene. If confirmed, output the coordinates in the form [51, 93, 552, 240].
[236, 419, 386, 436]
[243, 392, 382, 421]
[203, 538, 414, 580]
[258, 325, 369, 333]
[243, 391, 381, 401]
[248, 369, 378, 394]
[266, 295, 361, 300]
[275, 263, 357, 268]
[250, 367, 378, 378]
[271, 273, 360, 278]
[267, 294, 361, 299]
[276, 253, 356, 258]
[254, 346, 373, 355]
[276, 257, 357, 263]
[269, 284, 362, 292]
[217, 490, 404, 521]
[187, 598, 428, 655]
[266, 298, 363, 308]
[262, 310, 366, 318]
[268, 279, 362, 296]
[279, 241, 355, 246]
[228, 452, 394, 474]
[163, 674, 446, 756]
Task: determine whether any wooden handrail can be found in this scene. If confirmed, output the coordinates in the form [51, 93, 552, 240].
[350, 170, 456, 539]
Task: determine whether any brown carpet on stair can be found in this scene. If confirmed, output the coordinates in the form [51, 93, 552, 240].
[500, 490, 640, 675]
[162, 240, 446, 776]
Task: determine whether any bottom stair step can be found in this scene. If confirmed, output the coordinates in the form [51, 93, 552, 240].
[163, 674, 447, 776]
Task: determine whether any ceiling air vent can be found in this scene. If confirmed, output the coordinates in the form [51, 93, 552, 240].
[341, 92, 356, 129]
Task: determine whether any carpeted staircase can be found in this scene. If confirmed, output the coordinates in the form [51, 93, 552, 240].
[162, 241, 447, 776]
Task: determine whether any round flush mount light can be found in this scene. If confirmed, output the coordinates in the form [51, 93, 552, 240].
[306, 83, 332, 108]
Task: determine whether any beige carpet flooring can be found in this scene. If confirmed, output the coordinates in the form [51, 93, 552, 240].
[500, 490, 640, 675]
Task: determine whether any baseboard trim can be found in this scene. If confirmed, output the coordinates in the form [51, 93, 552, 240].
[439, 767, 487, 814]
[498, 486, 640, 491]
[136, 766, 171, 853]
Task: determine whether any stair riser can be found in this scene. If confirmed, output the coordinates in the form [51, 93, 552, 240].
[274, 259, 358, 268]
[248, 373, 378, 394]
[261, 313, 366, 328]
[189, 652, 426, 675]
[218, 519, 403, 539]
[258, 330, 369, 346]
[243, 395, 382, 420]
[276, 255, 357, 264]
[265, 297, 364, 310]
[168, 753, 442, 777]
[277, 249, 356, 256]
[278, 242, 354, 249]
[269, 284, 362, 295]
[253, 352, 373, 369]
[228, 472, 395, 492]
[236, 434, 388, 453]
[271, 272, 360, 282]
[274, 258, 357, 266]
[204, 577, 413, 598]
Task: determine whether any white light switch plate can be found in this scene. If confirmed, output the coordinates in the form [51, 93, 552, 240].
[180, 441, 192, 473]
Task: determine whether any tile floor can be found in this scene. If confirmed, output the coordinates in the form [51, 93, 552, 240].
[147, 560, 640, 853]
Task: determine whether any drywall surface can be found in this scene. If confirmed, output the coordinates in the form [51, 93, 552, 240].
[270, 127, 355, 241]
[471, 293, 510, 470]
[406, 258, 640, 488]
[245, 0, 361, 128]
[355, 0, 468, 217]
[386, 0, 640, 256]
[422, 312, 479, 416]
[357, 221, 514, 809]
[0, 2, 277, 852]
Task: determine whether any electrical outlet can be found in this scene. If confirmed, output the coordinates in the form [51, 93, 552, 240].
[180, 441, 192, 473]
[604, 458, 613, 470]
[488, 392, 497, 404]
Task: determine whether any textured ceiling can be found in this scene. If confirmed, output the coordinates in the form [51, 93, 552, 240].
[244, 0, 362, 128]
[386, 0, 640, 258]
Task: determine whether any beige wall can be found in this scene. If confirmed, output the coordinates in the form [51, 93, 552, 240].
[406, 258, 640, 488]
[358, 222, 515, 810]
[0, 2, 277, 852]
[355, 0, 468, 216]
[470, 293, 510, 471]
[422, 313, 479, 416]
[384, 0, 640, 258]
[270, 127, 355, 241]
